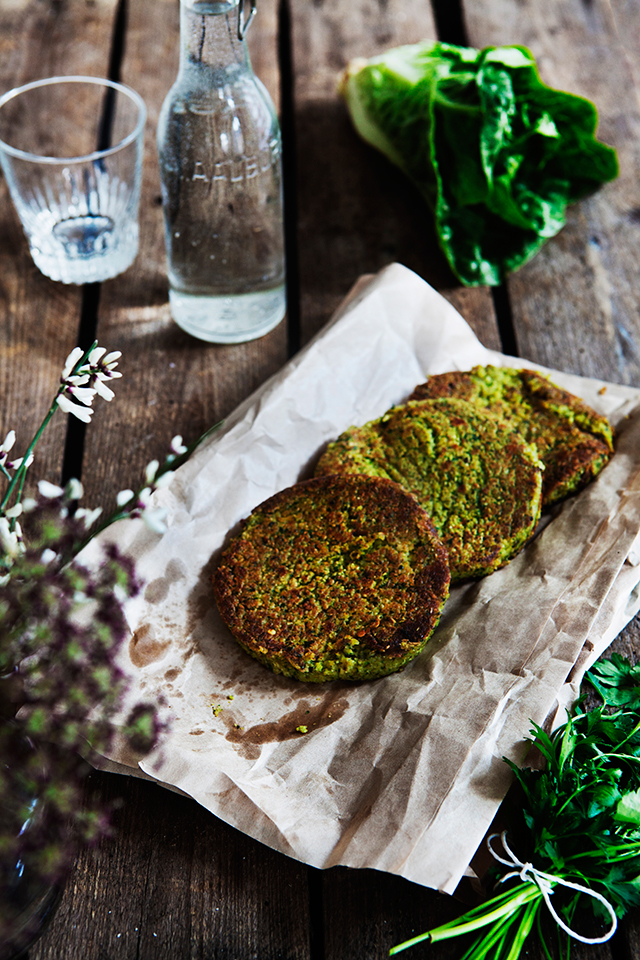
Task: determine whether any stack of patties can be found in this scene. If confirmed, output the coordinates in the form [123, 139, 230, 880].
[213, 365, 613, 682]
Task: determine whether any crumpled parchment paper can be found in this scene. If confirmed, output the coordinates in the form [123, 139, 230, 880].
[90, 263, 640, 894]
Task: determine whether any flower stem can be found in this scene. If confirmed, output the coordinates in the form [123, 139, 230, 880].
[0, 341, 98, 514]
[0, 403, 57, 512]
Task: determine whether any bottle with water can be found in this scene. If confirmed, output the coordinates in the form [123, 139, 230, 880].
[157, 0, 286, 343]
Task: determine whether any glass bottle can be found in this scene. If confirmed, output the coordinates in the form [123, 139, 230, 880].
[157, 0, 286, 343]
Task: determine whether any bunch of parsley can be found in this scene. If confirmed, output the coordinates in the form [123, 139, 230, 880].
[392, 654, 640, 959]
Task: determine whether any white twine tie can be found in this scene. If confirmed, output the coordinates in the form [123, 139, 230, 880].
[487, 831, 618, 945]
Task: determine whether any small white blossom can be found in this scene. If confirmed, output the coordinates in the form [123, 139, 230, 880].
[64, 385, 96, 407]
[1, 448, 31, 471]
[0, 431, 20, 471]
[154, 471, 174, 490]
[102, 350, 122, 367]
[0, 431, 16, 454]
[116, 489, 134, 507]
[89, 349, 122, 390]
[137, 487, 153, 507]
[56, 394, 94, 423]
[93, 379, 115, 401]
[61, 344, 122, 416]
[61, 347, 84, 380]
[170, 435, 188, 455]
[65, 478, 84, 501]
[142, 508, 168, 535]
[22, 497, 37, 513]
[0, 573, 9, 587]
[0, 517, 20, 558]
[40, 548, 58, 565]
[145, 460, 160, 484]
[75, 506, 103, 529]
[38, 480, 64, 499]
[4, 503, 23, 519]
[66, 373, 91, 387]
[88, 346, 107, 364]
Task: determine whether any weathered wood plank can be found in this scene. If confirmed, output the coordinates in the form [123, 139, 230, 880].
[29, 2, 310, 959]
[289, 0, 498, 348]
[283, 4, 499, 959]
[464, 0, 640, 385]
[283, 2, 502, 956]
[0, 0, 118, 492]
[322, 866, 463, 960]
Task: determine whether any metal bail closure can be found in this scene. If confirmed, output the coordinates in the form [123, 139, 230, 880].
[237, 0, 256, 40]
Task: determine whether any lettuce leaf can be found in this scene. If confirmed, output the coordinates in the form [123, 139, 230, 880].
[341, 42, 619, 286]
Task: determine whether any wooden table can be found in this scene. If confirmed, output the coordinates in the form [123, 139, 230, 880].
[2, 0, 640, 957]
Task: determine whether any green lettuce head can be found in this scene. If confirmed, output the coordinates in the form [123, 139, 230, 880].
[341, 42, 619, 286]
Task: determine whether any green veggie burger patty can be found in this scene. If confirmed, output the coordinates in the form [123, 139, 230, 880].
[408, 366, 613, 505]
[212, 475, 450, 683]
[315, 398, 544, 581]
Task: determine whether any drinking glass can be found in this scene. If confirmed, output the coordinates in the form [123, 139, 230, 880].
[0, 76, 146, 284]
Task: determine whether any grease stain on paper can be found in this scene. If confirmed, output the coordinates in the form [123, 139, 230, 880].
[144, 559, 188, 604]
[224, 695, 349, 745]
[129, 623, 170, 668]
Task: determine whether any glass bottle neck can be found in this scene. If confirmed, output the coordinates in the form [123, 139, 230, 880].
[179, 1, 250, 76]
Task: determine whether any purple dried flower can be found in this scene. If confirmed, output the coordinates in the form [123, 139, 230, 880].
[0, 497, 160, 945]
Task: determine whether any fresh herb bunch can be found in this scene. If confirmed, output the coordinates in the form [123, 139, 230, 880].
[585, 653, 640, 710]
[0, 341, 215, 949]
[391, 655, 640, 959]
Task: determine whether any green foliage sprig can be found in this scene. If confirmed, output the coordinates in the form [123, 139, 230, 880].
[391, 655, 640, 960]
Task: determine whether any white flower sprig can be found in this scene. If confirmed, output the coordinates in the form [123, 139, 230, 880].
[0, 430, 33, 481]
[0, 338, 221, 572]
[0, 341, 120, 523]
[56, 344, 122, 423]
[110, 434, 191, 534]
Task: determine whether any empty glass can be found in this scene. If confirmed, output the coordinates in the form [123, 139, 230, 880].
[0, 76, 146, 284]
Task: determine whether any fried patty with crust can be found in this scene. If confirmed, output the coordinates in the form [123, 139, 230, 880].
[212, 475, 450, 682]
[315, 398, 543, 581]
[408, 366, 613, 505]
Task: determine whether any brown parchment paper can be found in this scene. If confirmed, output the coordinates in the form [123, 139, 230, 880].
[89, 263, 640, 894]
